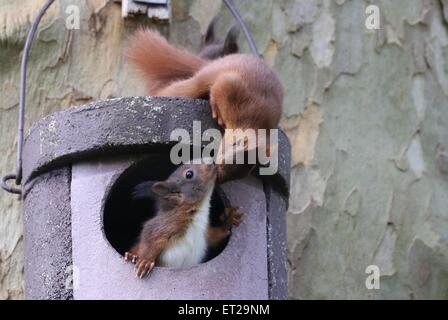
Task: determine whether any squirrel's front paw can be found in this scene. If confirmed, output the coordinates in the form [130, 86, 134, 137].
[135, 259, 155, 279]
[224, 207, 244, 228]
[125, 251, 156, 278]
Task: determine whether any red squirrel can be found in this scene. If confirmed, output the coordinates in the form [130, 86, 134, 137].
[126, 29, 284, 182]
[124, 163, 243, 278]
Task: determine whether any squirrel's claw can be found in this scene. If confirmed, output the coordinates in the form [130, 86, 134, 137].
[210, 98, 226, 128]
[135, 259, 155, 278]
[222, 207, 244, 228]
[125, 252, 155, 278]
[231, 211, 244, 227]
[124, 252, 138, 264]
[229, 207, 244, 227]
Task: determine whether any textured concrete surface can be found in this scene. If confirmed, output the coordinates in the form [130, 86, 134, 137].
[71, 157, 268, 300]
[265, 177, 289, 299]
[263, 128, 291, 300]
[22, 168, 72, 299]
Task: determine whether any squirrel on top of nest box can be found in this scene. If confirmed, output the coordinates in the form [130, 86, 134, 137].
[123, 20, 283, 277]
[125, 163, 243, 278]
[126, 24, 284, 183]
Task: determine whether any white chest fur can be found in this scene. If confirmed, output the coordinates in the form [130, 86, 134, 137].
[158, 185, 214, 268]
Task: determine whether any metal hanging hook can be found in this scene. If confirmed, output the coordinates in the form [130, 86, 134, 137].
[1, 175, 22, 195]
[1, 0, 258, 196]
[1, 0, 56, 196]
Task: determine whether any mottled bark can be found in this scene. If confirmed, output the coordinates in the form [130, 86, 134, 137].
[1, 0, 448, 299]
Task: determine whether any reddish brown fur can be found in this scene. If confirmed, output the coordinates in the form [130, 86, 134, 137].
[126, 29, 284, 182]
[126, 29, 283, 131]
[126, 29, 207, 94]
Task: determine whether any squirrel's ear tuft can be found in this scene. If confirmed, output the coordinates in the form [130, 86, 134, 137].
[151, 181, 177, 197]
[204, 15, 220, 44]
[132, 181, 156, 201]
[223, 24, 240, 54]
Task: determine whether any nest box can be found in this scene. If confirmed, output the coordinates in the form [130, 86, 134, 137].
[20, 97, 290, 300]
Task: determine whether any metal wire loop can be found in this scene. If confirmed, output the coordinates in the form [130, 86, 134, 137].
[1, 174, 22, 195]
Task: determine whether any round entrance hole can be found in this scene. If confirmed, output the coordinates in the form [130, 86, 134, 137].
[103, 154, 229, 266]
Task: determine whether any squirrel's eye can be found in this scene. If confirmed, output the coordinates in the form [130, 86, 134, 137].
[185, 170, 194, 179]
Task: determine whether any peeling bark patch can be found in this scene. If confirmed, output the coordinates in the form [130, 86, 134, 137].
[425, 41, 448, 96]
[393, 134, 426, 177]
[332, 0, 364, 76]
[436, 144, 448, 174]
[283, 104, 323, 167]
[386, 24, 403, 47]
[342, 187, 362, 217]
[279, 0, 318, 32]
[412, 40, 428, 74]
[408, 239, 432, 288]
[289, 167, 327, 215]
[309, 67, 334, 105]
[190, 0, 222, 34]
[86, 0, 110, 14]
[310, 3, 335, 68]
[264, 40, 279, 67]
[407, 135, 425, 179]
[440, 0, 448, 23]
[0, 0, 59, 41]
[373, 225, 397, 277]
[412, 75, 426, 121]
[420, 0, 433, 26]
[290, 30, 311, 58]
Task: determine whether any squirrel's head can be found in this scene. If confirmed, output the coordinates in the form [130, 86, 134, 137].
[151, 164, 217, 209]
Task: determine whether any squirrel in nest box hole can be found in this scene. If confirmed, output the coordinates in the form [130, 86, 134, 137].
[124, 163, 243, 278]
[126, 23, 284, 183]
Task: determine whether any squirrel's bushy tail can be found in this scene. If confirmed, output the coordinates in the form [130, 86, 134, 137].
[126, 29, 207, 94]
